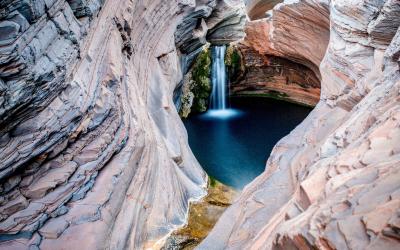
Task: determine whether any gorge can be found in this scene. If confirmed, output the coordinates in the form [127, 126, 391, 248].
[184, 44, 312, 189]
[0, 0, 399, 250]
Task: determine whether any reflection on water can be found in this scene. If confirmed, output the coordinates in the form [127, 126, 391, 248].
[184, 97, 312, 189]
[201, 109, 244, 119]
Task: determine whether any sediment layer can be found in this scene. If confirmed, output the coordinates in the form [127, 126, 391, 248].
[200, 0, 400, 249]
[0, 0, 243, 248]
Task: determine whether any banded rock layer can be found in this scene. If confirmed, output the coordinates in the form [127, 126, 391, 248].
[230, 45, 321, 107]
[229, 0, 330, 107]
[200, 0, 400, 249]
[244, 0, 283, 20]
[0, 0, 244, 249]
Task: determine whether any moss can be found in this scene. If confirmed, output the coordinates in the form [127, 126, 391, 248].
[225, 45, 244, 84]
[179, 47, 212, 118]
[191, 48, 212, 113]
[208, 175, 217, 188]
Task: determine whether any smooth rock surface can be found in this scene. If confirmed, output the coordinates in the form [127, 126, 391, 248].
[0, 0, 399, 249]
[0, 0, 244, 248]
[230, 44, 321, 106]
[199, 0, 400, 249]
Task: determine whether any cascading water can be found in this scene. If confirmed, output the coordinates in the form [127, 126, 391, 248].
[204, 46, 241, 119]
[210, 46, 227, 110]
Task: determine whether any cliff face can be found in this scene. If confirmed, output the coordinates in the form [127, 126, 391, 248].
[228, 0, 330, 107]
[0, 0, 245, 248]
[200, 0, 400, 249]
[229, 45, 321, 106]
[173, 0, 245, 113]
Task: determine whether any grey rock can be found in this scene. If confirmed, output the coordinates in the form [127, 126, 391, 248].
[0, 195, 29, 218]
[39, 217, 69, 239]
[50, 205, 69, 218]
[206, 0, 246, 45]
[0, 20, 20, 46]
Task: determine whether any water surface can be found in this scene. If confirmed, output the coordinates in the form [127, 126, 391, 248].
[184, 97, 312, 189]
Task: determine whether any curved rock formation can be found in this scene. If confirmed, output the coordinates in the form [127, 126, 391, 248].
[1, 0, 399, 249]
[229, 45, 321, 106]
[242, 0, 330, 78]
[175, 0, 245, 56]
[244, 0, 283, 20]
[227, 0, 330, 107]
[0, 0, 247, 248]
[200, 0, 400, 249]
[205, 0, 246, 45]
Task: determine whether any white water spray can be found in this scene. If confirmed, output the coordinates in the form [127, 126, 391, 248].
[210, 46, 227, 110]
[204, 45, 242, 119]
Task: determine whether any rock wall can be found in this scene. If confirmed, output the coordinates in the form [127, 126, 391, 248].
[244, 0, 283, 20]
[173, 0, 245, 113]
[242, 0, 330, 78]
[0, 0, 245, 249]
[229, 44, 321, 106]
[228, 0, 330, 107]
[200, 0, 400, 249]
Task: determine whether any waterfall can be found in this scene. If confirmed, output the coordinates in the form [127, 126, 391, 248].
[204, 45, 241, 119]
[210, 46, 227, 110]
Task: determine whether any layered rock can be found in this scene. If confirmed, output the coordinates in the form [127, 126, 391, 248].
[0, 0, 232, 248]
[174, 0, 245, 113]
[242, 0, 330, 78]
[200, 0, 400, 249]
[175, 0, 245, 56]
[227, 0, 330, 107]
[229, 45, 321, 106]
[205, 0, 246, 45]
[244, 0, 283, 20]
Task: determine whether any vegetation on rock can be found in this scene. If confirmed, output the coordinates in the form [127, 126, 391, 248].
[225, 45, 245, 84]
[180, 47, 212, 118]
[179, 73, 195, 118]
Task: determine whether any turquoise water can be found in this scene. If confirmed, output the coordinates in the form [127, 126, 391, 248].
[183, 97, 312, 189]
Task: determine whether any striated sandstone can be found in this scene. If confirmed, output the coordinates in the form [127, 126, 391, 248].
[0, 0, 245, 249]
[200, 0, 400, 249]
[0, 0, 399, 249]
[244, 0, 283, 20]
[229, 44, 321, 107]
[229, 0, 330, 107]
[241, 0, 330, 78]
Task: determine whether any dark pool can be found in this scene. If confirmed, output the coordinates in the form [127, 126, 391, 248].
[183, 97, 312, 189]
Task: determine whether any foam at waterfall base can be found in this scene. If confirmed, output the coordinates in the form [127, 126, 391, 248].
[201, 109, 244, 120]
